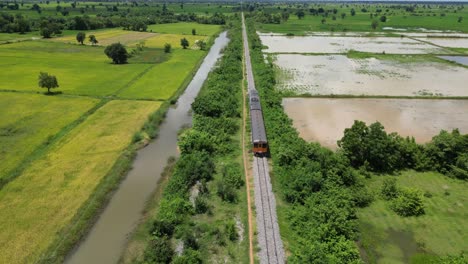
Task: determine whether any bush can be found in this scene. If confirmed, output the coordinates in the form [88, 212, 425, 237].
[164, 43, 171, 53]
[178, 129, 215, 154]
[391, 188, 425, 217]
[150, 220, 175, 238]
[194, 195, 209, 214]
[222, 163, 244, 189]
[225, 220, 238, 241]
[217, 180, 237, 203]
[144, 236, 174, 263]
[381, 178, 399, 200]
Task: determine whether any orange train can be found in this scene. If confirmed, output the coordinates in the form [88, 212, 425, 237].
[249, 89, 268, 156]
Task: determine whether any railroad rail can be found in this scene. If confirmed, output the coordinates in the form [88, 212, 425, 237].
[242, 13, 285, 264]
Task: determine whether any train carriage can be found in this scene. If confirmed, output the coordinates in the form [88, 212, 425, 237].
[249, 89, 268, 155]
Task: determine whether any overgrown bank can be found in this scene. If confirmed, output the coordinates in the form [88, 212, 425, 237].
[138, 16, 250, 263]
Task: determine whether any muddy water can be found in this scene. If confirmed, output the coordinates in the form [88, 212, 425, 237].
[275, 54, 468, 97]
[260, 35, 443, 54]
[439, 56, 468, 66]
[66, 31, 229, 264]
[283, 98, 468, 149]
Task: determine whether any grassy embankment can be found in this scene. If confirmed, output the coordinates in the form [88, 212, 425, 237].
[0, 22, 221, 263]
[358, 171, 467, 263]
[256, 4, 468, 34]
[122, 20, 251, 263]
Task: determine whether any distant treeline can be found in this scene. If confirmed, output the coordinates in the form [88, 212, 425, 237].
[0, 3, 227, 35]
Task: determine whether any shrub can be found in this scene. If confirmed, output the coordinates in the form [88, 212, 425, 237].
[381, 178, 399, 200]
[164, 43, 171, 53]
[391, 188, 425, 217]
[144, 236, 174, 263]
[225, 220, 238, 241]
[194, 195, 209, 214]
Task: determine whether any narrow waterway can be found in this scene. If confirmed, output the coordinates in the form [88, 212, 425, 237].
[66, 31, 229, 264]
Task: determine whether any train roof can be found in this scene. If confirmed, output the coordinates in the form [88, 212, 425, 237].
[249, 89, 262, 111]
[251, 110, 267, 143]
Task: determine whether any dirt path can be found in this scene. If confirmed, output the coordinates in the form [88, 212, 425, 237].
[241, 34, 255, 264]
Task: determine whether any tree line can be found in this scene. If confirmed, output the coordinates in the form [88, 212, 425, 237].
[1, 5, 227, 36]
[339, 120, 468, 179]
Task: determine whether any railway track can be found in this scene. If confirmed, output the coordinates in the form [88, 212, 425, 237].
[253, 157, 284, 264]
[242, 13, 285, 264]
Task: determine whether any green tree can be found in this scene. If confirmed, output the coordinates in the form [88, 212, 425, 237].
[88, 34, 98, 45]
[38, 72, 59, 93]
[104, 43, 128, 64]
[350, 8, 356, 16]
[391, 188, 425, 217]
[40, 27, 52, 38]
[380, 15, 387, 22]
[164, 43, 171, 53]
[180, 37, 189, 49]
[296, 10, 305, 20]
[76, 32, 85, 44]
[197, 40, 206, 50]
[371, 20, 379, 30]
[191, 28, 196, 35]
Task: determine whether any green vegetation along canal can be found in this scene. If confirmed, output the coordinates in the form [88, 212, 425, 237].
[66, 31, 229, 264]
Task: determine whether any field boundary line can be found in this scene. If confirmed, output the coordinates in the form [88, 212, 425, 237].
[0, 99, 109, 191]
[408, 36, 458, 54]
[113, 64, 157, 96]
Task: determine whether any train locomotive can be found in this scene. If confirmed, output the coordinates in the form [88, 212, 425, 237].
[249, 89, 268, 155]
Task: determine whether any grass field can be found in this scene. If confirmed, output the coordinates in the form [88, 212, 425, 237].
[118, 49, 205, 100]
[257, 5, 468, 34]
[51, 29, 156, 46]
[147, 22, 221, 36]
[0, 41, 150, 96]
[358, 171, 468, 263]
[0, 100, 160, 263]
[141, 33, 208, 49]
[0, 93, 98, 182]
[0, 32, 40, 42]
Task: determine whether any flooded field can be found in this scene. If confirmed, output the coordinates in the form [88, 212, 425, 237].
[283, 98, 468, 149]
[438, 56, 468, 66]
[260, 35, 444, 54]
[417, 38, 468, 48]
[275, 54, 468, 96]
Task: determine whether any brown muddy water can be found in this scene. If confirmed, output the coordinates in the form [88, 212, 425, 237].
[275, 54, 468, 97]
[65, 31, 229, 264]
[260, 35, 444, 54]
[283, 98, 468, 149]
